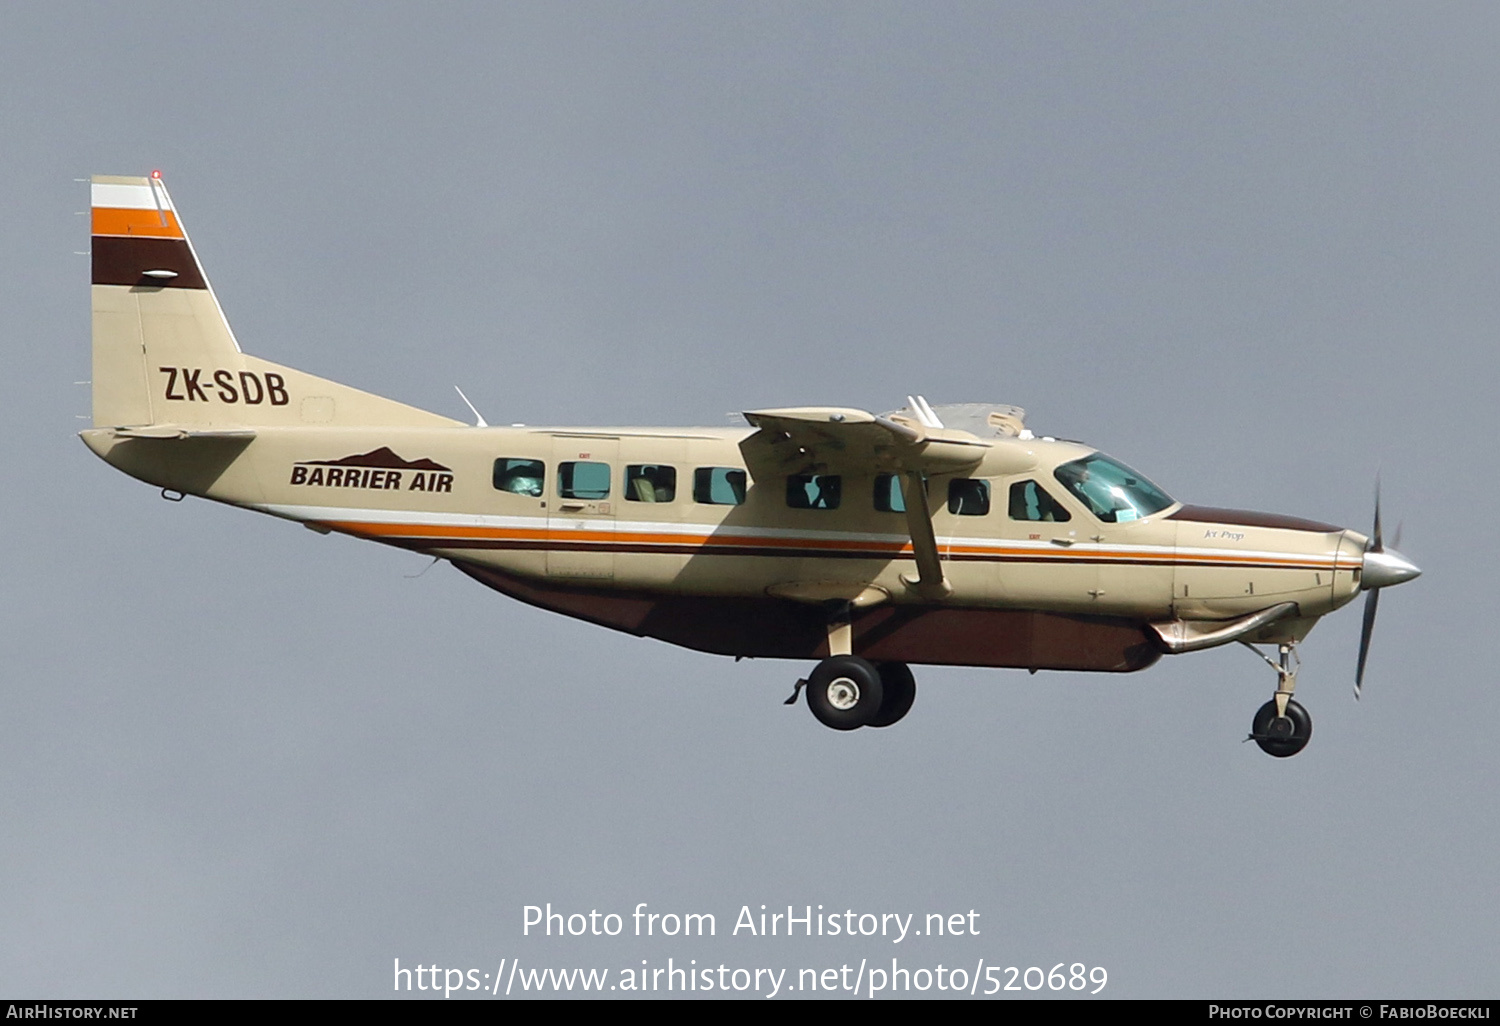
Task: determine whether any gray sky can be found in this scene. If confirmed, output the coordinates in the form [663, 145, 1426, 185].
[2, 2, 1495, 998]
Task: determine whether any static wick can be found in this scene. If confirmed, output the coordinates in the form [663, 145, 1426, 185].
[405, 556, 441, 579]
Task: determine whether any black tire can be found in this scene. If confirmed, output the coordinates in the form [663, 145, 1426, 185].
[805, 656, 884, 731]
[867, 662, 916, 728]
[1251, 698, 1313, 758]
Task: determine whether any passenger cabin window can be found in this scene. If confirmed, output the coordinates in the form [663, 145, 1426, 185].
[1052, 453, 1173, 523]
[493, 458, 544, 497]
[693, 467, 747, 505]
[558, 460, 610, 500]
[1009, 480, 1071, 522]
[625, 464, 676, 502]
[947, 478, 990, 516]
[787, 474, 841, 510]
[874, 473, 906, 513]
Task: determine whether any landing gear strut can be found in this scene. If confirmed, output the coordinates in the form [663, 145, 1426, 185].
[1241, 641, 1313, 757]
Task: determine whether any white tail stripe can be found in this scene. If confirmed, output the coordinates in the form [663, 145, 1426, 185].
[90, 181, 175, 212]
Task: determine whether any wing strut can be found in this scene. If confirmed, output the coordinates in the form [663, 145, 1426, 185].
[898, 470, 951, 598]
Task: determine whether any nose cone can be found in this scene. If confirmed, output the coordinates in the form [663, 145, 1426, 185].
[1363, 547, 1422, 591]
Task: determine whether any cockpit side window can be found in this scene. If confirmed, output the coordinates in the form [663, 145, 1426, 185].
[1052, 453, 1172, 523]
[1008, 480, 1071, 522]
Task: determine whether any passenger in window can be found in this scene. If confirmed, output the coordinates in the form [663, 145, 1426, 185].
[947, 479, 990, 516]
[626, 464, 677, 502]
[493, 458, 544, 497]
[693, 467, 747, 505]
[1008, 480, 1071, 522]
[787, 474, 841, 510]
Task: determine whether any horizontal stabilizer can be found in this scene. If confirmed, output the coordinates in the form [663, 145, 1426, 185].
[104, 425, 257, 440]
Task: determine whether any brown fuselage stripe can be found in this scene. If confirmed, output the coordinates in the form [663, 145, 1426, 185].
[91, 235, 206, 289]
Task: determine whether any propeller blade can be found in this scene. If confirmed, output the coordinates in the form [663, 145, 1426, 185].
[1391, 519, 1403, 551]
[1355, 477, 1419, 698]
[1354, 587, 1380, 699]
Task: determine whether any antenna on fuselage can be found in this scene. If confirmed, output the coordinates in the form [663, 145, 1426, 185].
[454, 386, 489, 427]
[906, 394, 945, 429]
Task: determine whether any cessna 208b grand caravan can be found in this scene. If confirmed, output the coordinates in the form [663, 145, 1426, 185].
[83, 173, 1420, 756]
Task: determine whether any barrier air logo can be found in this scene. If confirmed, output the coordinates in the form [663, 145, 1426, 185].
[290, 447, 453, 492]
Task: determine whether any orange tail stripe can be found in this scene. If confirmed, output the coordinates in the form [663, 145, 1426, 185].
[91, 207, 184, 239]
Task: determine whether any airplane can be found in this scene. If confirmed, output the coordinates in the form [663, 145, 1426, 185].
[81, 173, 1421, 756]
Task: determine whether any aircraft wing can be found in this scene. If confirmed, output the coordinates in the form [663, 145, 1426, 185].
[739, 406, 988, 479]
[740, 407, 993, 599]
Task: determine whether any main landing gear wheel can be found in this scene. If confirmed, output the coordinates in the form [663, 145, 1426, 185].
[1251, 698, 1312, 758]
[867, 661, 916, 728]
[805, 656, 884, 731]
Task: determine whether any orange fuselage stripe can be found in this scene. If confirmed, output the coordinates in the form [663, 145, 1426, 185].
[322, 520, 1335, 569]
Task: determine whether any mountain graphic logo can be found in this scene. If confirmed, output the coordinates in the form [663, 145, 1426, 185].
[290, 447, 454, 492]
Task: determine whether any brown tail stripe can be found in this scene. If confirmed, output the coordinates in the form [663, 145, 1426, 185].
[91, 235, 206, 289]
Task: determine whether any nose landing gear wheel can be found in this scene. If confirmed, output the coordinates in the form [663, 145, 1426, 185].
[1251, 698, 1312, 758]
[805, 656, 884, 731]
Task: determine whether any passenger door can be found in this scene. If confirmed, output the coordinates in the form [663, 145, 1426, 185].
[546, 436, 618, 580]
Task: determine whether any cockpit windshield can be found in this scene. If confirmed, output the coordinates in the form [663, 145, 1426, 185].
[1053, 453, 1174, 524]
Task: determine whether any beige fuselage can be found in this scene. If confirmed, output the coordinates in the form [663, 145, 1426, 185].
[81, 420, 1367, 673]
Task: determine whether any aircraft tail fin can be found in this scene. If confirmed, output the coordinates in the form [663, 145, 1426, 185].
[89, 173, 460, 431]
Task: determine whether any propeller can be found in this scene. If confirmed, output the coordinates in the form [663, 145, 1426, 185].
[1354, 482, 1421, 698]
